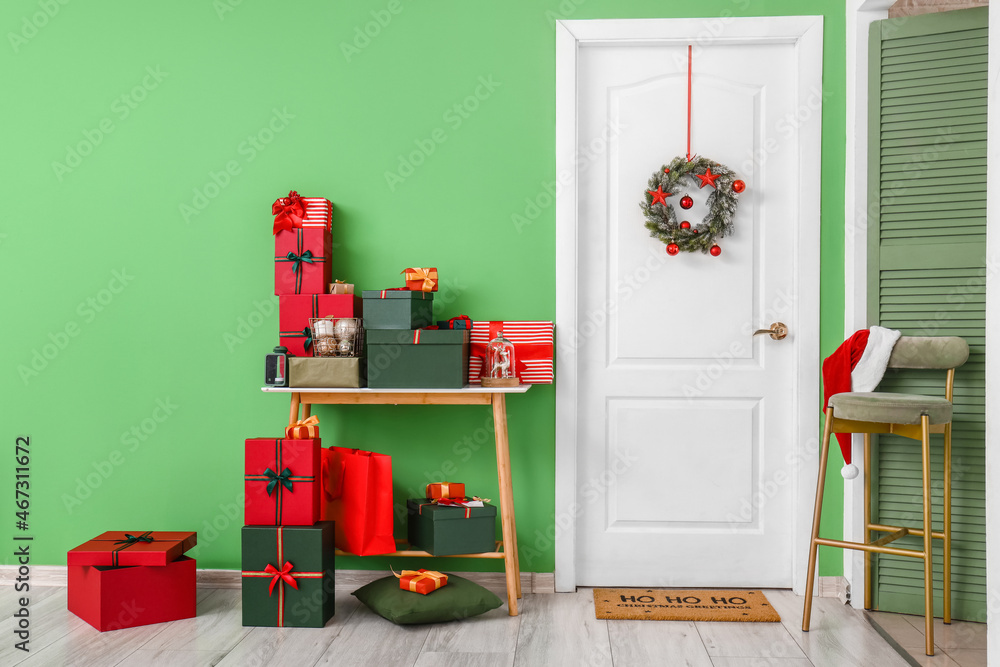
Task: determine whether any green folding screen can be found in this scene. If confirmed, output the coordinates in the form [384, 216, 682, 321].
[867, 6, 987, 621]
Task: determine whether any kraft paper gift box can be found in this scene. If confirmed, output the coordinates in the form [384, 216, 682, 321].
[241, 523, 336, 628]
[244, 438, 321, 526]
[288, 357, 365, 388]
[279, 293, 362, 357]
[274, 227, 332, 296]
[366, 329, 469, 389]
[468, 320, 554, 384]
[361, 289, 433, 329]
[67, 531, 197, 631]
[406, 499, 497, 556]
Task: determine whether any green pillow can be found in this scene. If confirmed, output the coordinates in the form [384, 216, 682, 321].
[352, 573, 503, 625]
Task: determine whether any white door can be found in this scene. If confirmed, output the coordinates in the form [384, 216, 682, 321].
[555, 18, 822, 590]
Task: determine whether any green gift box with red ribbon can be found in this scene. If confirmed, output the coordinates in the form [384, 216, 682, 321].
[406, 498, 497, 556]
[274, 227, 332, 296]
[244, 438, 321, 526]
[366, 328, 468, 389]
[241, 523, 336, 627]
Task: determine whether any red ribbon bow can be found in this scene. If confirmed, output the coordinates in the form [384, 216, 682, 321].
[263, 561, 300, 595]
[272, 190, 306, 235]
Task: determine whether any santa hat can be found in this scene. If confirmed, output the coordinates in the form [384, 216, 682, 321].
[821, 326, 901, 478]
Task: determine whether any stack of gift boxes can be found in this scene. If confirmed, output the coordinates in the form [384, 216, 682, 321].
[243, 419, 336, 628]
[273, 191, 364, 388]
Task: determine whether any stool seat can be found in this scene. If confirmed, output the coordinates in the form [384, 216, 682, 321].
[829, 392, 953, 425]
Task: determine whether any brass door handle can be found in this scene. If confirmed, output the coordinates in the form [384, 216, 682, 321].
[753, 322, 788, 340]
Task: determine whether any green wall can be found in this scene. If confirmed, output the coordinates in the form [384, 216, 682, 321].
[1, 0, 846, 576]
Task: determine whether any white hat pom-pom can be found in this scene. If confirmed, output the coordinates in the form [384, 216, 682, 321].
[842, 463, 859, 480]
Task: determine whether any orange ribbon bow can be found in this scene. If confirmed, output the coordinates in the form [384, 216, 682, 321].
[284, 415, 319, 439]
[392, 567, 448, 593]
[401, 267, 438, 292]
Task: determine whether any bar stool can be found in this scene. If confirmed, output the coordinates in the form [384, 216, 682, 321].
[801, 336, 969, 656]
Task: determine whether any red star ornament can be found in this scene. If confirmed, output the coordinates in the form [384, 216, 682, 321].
[647, 185, 671, 207]
[694, 167, 721, 189]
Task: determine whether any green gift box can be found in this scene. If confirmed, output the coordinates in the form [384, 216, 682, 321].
[289, 357, 365, 388]
[362, 290, 433, 329]
[366, 329, 469, 389]
[406, 499, 497, 556]
[241, 522, 335, 627]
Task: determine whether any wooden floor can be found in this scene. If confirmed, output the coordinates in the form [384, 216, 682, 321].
[868, 610, 988, 667]
[0, 584, 948, 667]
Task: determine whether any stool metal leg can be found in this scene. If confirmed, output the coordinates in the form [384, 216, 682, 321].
[943, 420, 953, 624]
[863, 433, 872, 610]
[802, 407, 834, 631]
[920, 415, 935, 656]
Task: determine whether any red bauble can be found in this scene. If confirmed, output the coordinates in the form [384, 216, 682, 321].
[732, 180, 746, 193]
[710, 245, 722, 257]
[680, 221, 691, 230]
[679, 195, 694, 209]
[692, 229, 699, 234]
[666, 243, 680, 256]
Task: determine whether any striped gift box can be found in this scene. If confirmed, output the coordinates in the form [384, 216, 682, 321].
[299, 197, 332, 229]
[468, 321, 554, 385]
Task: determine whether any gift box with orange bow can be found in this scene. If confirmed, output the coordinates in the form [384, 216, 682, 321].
[395, 568, 448, 595]
[401, 267, 438, 292]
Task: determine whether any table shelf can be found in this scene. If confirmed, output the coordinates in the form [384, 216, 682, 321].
[263, 385, 528, 615]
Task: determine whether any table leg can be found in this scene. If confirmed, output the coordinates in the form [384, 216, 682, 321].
[492, 393, 520, 615]
[289, 393, 301, 426]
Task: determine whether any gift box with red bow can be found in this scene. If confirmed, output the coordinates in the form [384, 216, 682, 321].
[406, 498, 497, 556]
[401, 267, 438, 292]
[469, 321, 554, 384]
[426, 482, 465, 500]
[279, 293, 362, 356]
[244, 438, 321, 526]
[241, 523, 335, 627]
[274, 227, 332, 296]
[272, 191, 332, 233]
[67, 531, 198, 631]
[395, 568, 448, 595]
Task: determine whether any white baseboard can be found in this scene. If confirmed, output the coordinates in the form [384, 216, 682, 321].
[0, 565, 555, 594]
[818, 575, 850, 604]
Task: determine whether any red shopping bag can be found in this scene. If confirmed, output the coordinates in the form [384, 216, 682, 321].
[321, 447, 396, 556]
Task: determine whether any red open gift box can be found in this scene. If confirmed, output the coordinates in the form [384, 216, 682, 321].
[67, 531, 197, 631]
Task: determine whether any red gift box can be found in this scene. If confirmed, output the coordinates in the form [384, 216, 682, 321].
[67, 531, 198, 567]
[426, 482, 465, 499]
[272, 191, 332, 233]
[245, 438, 321, 526]
[279, 293, 362, 357]
[397, 568, 448, 595]
[68, 556, 196, 631]
[401, 267, 438, 292]
[274, 228, 332, 296]
[469, 321, 554, 384]
[285, 416, 319, 439]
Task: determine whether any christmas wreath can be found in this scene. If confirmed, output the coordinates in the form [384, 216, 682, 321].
[640, 156, 745, 256]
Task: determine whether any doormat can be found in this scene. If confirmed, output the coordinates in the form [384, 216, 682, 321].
[593, 589, 780, 622]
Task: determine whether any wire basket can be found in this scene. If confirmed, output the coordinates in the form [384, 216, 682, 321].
[309, 317, 364, 358]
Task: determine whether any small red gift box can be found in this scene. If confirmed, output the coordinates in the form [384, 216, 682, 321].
[279, 293, 362, 356]
[245, 438, 321, 525]
[426, 482, 465, 499]
[401, 267, 438, 292]
[274, 228, 332, 296]
[469, 321, 554, 384]
[285, 416, 319, 439]
[272, 191, 332, 233]
[67, 530, 197, 631]
[396, 568, 448, 595]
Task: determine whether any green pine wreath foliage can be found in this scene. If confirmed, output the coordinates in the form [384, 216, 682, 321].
[640, 156, 741, 253]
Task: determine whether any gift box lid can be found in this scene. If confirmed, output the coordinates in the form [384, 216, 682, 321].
[68, 531, 197, 567]
[406, 499, 497, 521]
[362, 289, 433, 301]
[368, 329, 468, 346]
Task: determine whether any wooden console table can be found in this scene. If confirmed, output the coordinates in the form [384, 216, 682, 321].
[261, 385, 530, 615]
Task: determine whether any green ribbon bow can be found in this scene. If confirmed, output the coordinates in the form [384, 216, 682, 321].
[264, 467, 295, 496]
[301, 327, 313, 350]
[113, 532, 155, 547]
[285, 250, 315, 273]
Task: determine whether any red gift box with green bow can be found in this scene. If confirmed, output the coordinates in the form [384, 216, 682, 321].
[274, 227, 332, 296]
[244, 438, 321, 526]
